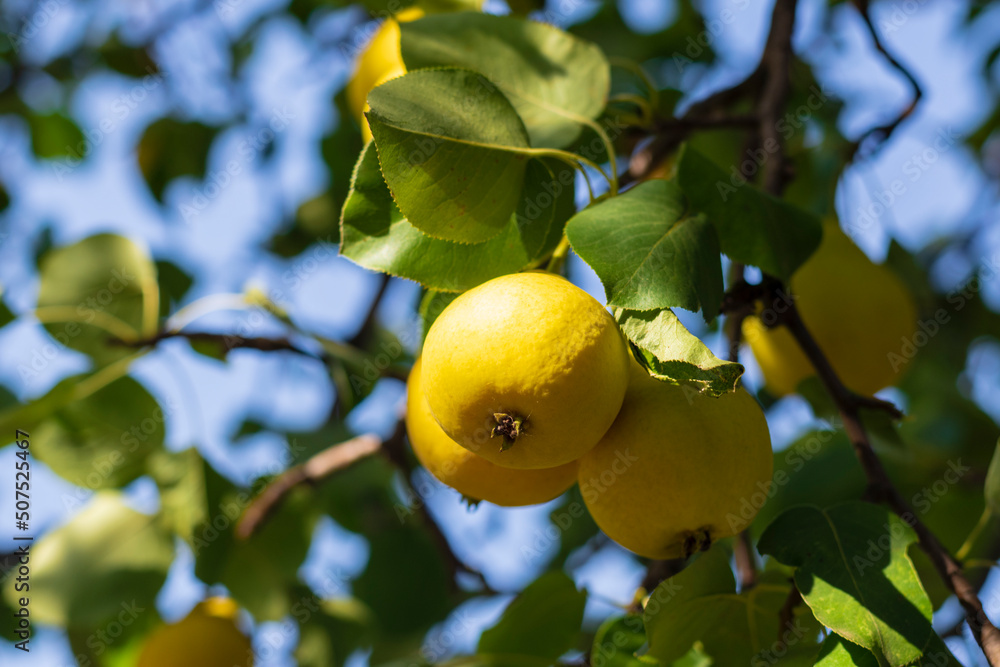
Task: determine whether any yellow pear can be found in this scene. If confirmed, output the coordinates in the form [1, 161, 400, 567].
[578, 363, 773, 559]
[743, 221, 917, 397]
[345, 8, 423, 142]
[420, 272, 631, 470]
[406, 359, 577, 506]
[138, 598, 252, 667]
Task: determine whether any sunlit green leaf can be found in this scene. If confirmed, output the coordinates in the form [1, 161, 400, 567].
[615, 308, 743, 396]
[758, 503, 935, 667]
[367, 68, 532, 243]
[566, 179, 724, 317]
[37, 233, 159, 365]
[401, 12, 609, 148]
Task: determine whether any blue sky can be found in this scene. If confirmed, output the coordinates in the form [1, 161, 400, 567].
[0, 0, 999, 664]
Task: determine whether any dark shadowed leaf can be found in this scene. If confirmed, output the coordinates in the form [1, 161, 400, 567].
[138, 118, 218, 202]
[478, 570, 587, 660]
[676, 145, 822, 280]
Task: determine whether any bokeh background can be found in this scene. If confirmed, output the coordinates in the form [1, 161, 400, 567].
[0, 0, 998, 664]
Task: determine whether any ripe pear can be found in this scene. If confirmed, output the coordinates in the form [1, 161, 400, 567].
[420, 272, 631, 470]
[345, 8, 423, 142]
[406, 359, 577, 506]
[137, 598, 252, 667]
[743, 221, 918, 397]
[578, 363, 773, 559]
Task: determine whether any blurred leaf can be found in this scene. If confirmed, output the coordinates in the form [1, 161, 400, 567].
[37, 233, 158, 366]
[294, 592, 376, 667]
[985, 439, 1000, 512]
[750, 430, 866, 537]
[570, 0, 713, 65]
[758, 503, 935, 667]
[644, 547, 821, 665]
[567, 180, 723, 317]
[148, 448, 209, 546]
[155, 259, 193, 317]
[99, 34, 158, 78]
[193, 469, 318, 621]
[401, 12, 609, 148]
[341, 143, 571, 290]
[615, 308, 743, 396]
[138, 118, 218, 202]
[354, 524, 452, 637]
[543, 484, 600, 569]
[676, 145, 822, 280]
[0, 180, 9, 211]
[368, 68, 532, 243]
[2, 492, 173, 627]
[478, 571, 586, 660]
[591, 615, 655, 666]
[0, 284, 14, 328]
[32, 375, 165, 489]
[28, 112, 85, 160]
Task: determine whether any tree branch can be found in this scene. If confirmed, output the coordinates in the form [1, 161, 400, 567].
[236, 433, 383, 539]
[116, 330, 326, 359]
[847, 0, 924, 161]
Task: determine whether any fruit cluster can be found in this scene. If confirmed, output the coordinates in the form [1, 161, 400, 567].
[408, 272, 774, 560]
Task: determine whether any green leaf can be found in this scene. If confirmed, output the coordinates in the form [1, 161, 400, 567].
[566, 179, 724, 317]
[2, 492, 173, 627]
[147, 448, 209, 546]
[615, 308, 743, 396]
[294, 593, 376, 667]
[676, 145, 822, 280]
[353, 525, 453, 635]
[0, 285, 14, 328]
[37, 233, 159, 366]
[814, 635, 880, 667]
[592, 615, 656, 666]
[341, 142, 571, 290]
[367, 68, 532, 243]
[478, 571, 586, 660]
[644, 547, 821, 665]
[32, 375, 165, 489]
[400, 12, 610, 148]
[138, 118, 218, 202]
[155, 259, 193, 317]
[984, 438, 1000, 512]
[758, 503, 936, 667]
[192, 468, 318, 621]
[99, 34, 158, 78]
[28, 112, 85, 159]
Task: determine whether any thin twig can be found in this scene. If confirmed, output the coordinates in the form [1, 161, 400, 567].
[348, 274, 390, 348]
[756, 0, 799, 195]
[734, 530, 759, 590]
[236, 433, 384, 539]
[115, 330, 324, 358]
[847, 0, 923, 161]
